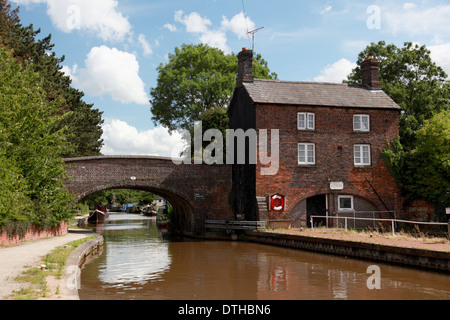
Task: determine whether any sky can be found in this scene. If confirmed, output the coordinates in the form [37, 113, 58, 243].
[9, 0, 450, 157]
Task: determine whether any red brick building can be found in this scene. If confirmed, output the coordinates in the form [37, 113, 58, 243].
[228, 49, 402, 228]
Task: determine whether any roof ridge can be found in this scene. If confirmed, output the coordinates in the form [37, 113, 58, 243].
[253, 78, 352, 86]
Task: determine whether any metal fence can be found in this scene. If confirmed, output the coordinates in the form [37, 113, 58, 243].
[310, 213, 448, 237]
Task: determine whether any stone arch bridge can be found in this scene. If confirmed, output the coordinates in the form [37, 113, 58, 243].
[63, 156, 233, 235]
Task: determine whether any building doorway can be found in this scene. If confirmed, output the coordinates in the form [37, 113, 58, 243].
[307, 195, 327, 228]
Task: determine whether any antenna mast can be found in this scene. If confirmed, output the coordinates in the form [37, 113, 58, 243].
[247, 26, 264, 51]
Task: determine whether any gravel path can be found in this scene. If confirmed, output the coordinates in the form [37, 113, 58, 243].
[0, 230, 94, 299]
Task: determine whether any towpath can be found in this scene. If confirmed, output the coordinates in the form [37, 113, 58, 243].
[0, 230, 93, 299]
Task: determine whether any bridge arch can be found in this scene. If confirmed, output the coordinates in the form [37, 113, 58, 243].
[78, 183, 195, 233]
[63, 156, 233, 235]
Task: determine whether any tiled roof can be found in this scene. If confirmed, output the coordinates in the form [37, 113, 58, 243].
[243, 79, 401, 110]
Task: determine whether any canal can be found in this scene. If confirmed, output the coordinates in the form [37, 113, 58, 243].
[79, 213, 450, 300]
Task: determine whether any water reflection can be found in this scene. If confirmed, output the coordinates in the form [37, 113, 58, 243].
[79, 213, 450, 300]
[82, 214, 171, 296]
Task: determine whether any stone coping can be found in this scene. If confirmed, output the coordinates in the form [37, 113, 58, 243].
[59, 235, 104, 300]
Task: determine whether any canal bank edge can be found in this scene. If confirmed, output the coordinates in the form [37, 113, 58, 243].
[61, 230, 447, 300]
[59, 235, 104, 300]
[242, 231, 450, 273]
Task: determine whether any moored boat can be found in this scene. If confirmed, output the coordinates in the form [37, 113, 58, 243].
[156, 212, 169, 230]
[142, 205, 156, 217]
[88, 206, 109, 224]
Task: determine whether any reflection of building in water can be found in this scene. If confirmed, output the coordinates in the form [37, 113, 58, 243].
[255, 248, 386, 300]
[328, 269, 349, 300]
[256, 252, 311, 300]
[270, 266, 288, 292]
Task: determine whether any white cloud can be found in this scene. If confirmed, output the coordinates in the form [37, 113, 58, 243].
[199, 30, 230, 53]
[402, 3, 417, 10]
[429, 43, 450, 78]
[174, 10, 211, 33]
[384, 4, 450, 38]
[314, 58, 357, 83]
[320, 5, 333, 14]
[138, 34, 153, 56]
[164, 23, 177, 32]
[64, 46, 149, 105]
[11, 0, 132, 42]
[172, 11, 256, 54]
[61, 64, 77, 79]
[101, 119, 184, 157]
[221, 12, 255, 39]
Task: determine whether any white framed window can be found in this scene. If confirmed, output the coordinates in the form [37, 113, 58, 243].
[354, 115, 370, 132]
[354, 144, 371, 166]
[298, 112, 315, 130]
[338, 195, 354, 211]
[298, 143, 316, 165]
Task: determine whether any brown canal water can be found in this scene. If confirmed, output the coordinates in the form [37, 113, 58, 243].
[79, 213, 450, 300]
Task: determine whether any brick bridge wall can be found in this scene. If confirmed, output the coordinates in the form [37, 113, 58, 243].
[63, 156, 233, 235]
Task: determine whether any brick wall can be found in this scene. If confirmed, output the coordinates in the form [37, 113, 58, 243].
[255, 104, 401, 227]
[0, 221, 68, 247]
[400, 199, 435, 221]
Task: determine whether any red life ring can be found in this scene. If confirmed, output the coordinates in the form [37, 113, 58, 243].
[271, 194, 284, 211]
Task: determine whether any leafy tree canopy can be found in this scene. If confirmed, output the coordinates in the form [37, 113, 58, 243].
[349, 41, 450, 219]
[0, 0, 104, 157]
[0, 47, 74, 233]
[150, 43, 277, 133]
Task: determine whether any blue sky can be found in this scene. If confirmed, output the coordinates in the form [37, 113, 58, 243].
[10, 0, 450, 157]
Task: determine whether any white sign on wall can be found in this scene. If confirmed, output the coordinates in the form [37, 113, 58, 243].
[330, 182, 344, 190]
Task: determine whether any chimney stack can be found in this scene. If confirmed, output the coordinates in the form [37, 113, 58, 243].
[236, 48, 254, 87]
[360, 56, 381, 90]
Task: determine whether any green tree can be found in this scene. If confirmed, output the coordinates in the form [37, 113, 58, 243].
[349, 41, 450, 219]
[150, 43, 277, 133]
[183, 107, 230, 163]
[383, 111, 450, 221]
[0, 154, 29, 236]
[0, 0, 104, 157]
[412, 111, 450, 217]
[0, 47, 74, 232]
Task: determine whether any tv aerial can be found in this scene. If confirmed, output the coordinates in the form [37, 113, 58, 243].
[241, 0, 264, 51]
[246, 26, 264, 52]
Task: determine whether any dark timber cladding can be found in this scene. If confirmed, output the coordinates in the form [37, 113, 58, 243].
[63, 156, 233, 235]
[228, 48, 402, 228]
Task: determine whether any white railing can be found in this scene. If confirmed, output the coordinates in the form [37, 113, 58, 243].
[310, 215, 448, 237]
